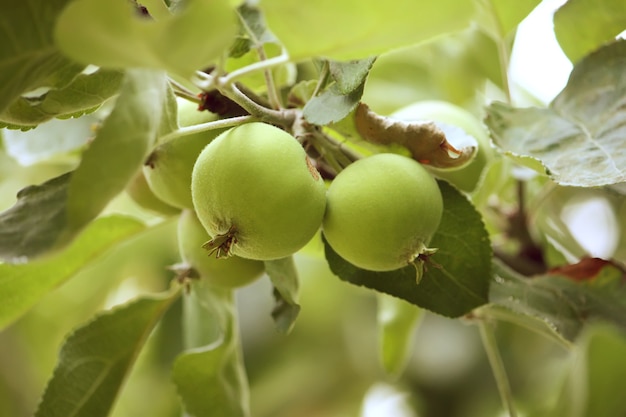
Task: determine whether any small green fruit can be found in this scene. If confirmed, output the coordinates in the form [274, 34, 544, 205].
[391, 100, 494, 192]
[322, 153, 443, 272]
[178, 210, 264, 288]
[176, 97, 212, 127]
[143, 99, 222, 209]
[192, 122, 327, 260]
[126, 170, 180, 216]
[143, 133, 217, 209]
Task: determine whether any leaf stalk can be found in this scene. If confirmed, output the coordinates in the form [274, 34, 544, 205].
[478, 318, 518, 417]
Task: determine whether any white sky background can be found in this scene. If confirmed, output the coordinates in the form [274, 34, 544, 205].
[509, 0, 572, 104]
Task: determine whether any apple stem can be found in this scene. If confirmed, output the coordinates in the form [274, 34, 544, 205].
[478, 318, 518, 417]
[159, 115, 257, 143]
[221, 51, 290, 87]
[202, 225, 237, 259]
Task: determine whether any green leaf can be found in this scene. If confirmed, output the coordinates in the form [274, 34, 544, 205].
[35, 289, 181, 417]
[0, 215, 145, 330]
[329, 58, 377, 95]
[303, 83, 365, 126]
[324, 180, 492, 318]
[485, 40, 626, 187]
[554, 0, 626, 64]
[264, 257, 301, 333]
[474, 0, 541, 40]
[54, 0, 238, 78]
[173, 280, 250, 417]
[0, 0, 84, 114]
[260, 0, 474, 61]
[0, 69, 123, 128]
[554, 324, 626, 417]
[0, 70, 174, 260]
[237, 3, 277, 47]
[0, 173, 71, 261]
[377, 294, 423, 378]
[487, 259, 626, 343]
[362, 26, 503, 112]
[66, 69, 173, 232]
[287, 80, 318, 108]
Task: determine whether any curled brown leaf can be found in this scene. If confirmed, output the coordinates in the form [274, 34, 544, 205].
[354, 102, 475, 168]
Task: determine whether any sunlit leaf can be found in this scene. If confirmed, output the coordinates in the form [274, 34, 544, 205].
[377, 294, 423, 377]
[554, 0, 626, 64]
[35, 289, 181, 417]
[325, 181, 491, 318]
[264, 256, 300, 333]
[0, 215, 145, 330]
[0, 0, 84, 114]
[0, 69, 123, 128]
[485, 40, 626, 186]
[54, 0, 238, 78]
[474, 0, 540, 40]
[260, 0, 474, 61]
[173, 280, 250, 417]
[66, 69, 174, 232]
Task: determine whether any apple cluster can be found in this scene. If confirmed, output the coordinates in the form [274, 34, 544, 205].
[189, 121, 445, 283]
[133, 107, 454, 287]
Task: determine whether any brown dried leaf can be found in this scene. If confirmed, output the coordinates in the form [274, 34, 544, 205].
[547, 257, 626, 282]
[354, 102, 475, 168]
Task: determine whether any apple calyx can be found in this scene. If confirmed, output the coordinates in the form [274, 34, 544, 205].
[202, 225, 237, 258]
[410, 247, 439, 284]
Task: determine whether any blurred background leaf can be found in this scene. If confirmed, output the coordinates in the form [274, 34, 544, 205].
[552, 324, 626, 417]
[261, 0, 474, 61]
[54, 0, 238, 78]
[173, 281, 250, 417]
[554, 0, 626, 64]
[487, 259, 626, 343]
[0, 215, 145, 330]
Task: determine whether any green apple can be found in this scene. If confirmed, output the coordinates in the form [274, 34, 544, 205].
[391, 100, 494, 192]
[178, 210, 264, 288]
[126, 170, 180, 216]
[143, 99, 222, 209]
[191, 122, 327, 260]
[323, 153, 443, 272]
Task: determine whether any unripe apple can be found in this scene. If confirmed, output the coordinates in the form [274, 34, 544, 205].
[191, 122, 327, 260]
[322, 153, 443, 273]
[177, 210, 264, 288]
[126, 170, 180, 216]
[143, 99, 222, 209]
[391, 100, 494, 192]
